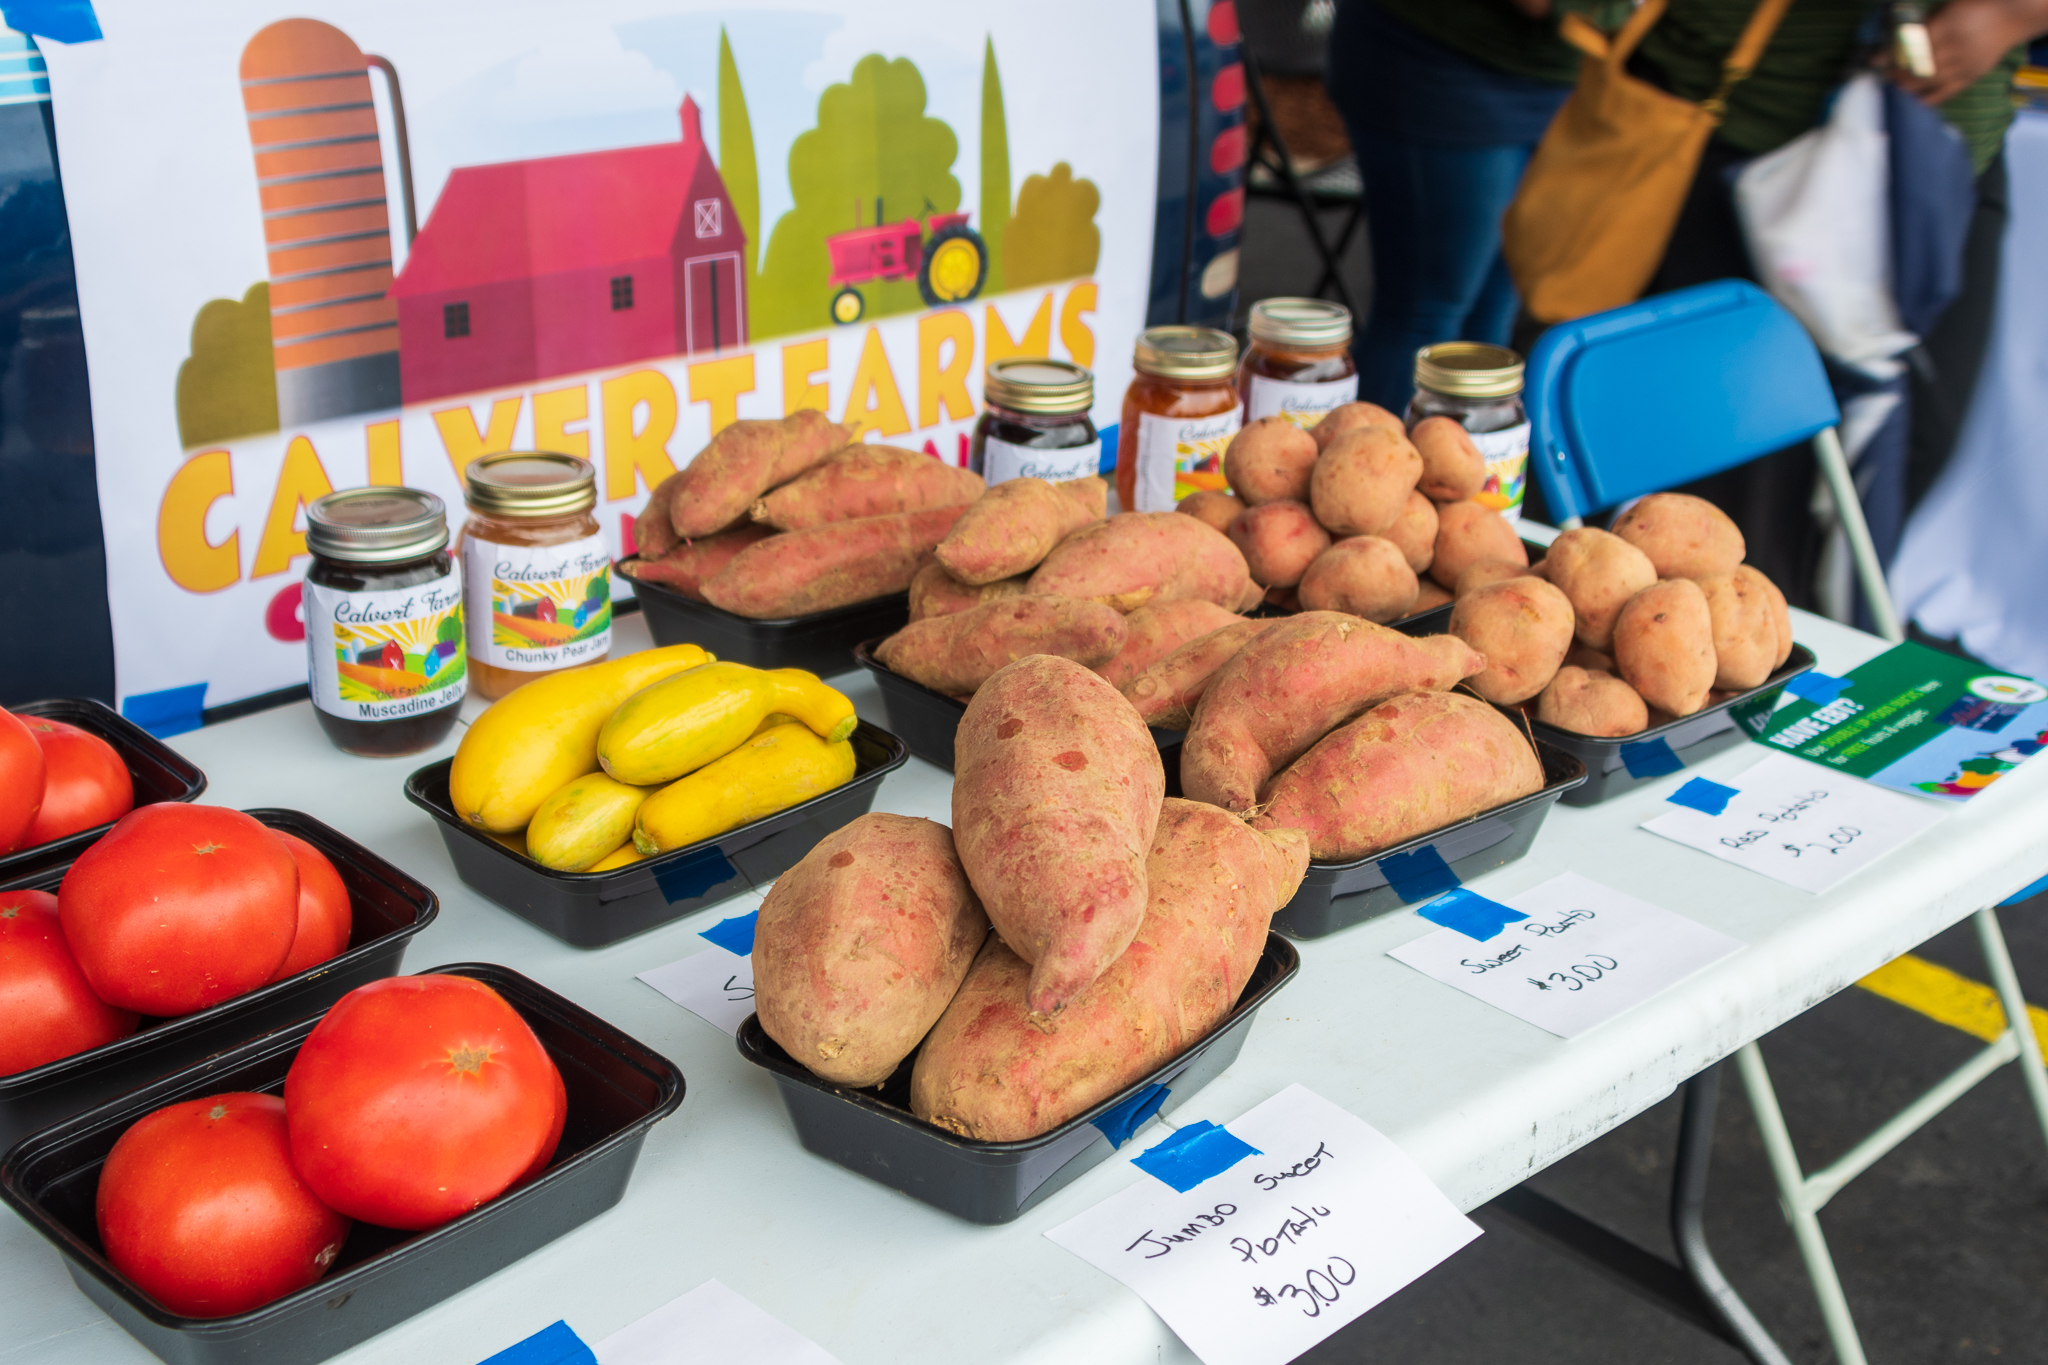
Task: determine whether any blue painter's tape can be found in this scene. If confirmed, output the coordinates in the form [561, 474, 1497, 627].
[1096, 424, 1119, 475]
[1093, 1082, 1170, 1148]
[1784, 672, 1850, 704]
[477, 1320, 596, 1365]
[699, 908, 758, 956]
[1417, 887, 1527, 941]
[1378, 844, 1461, 903]
[1620, 736, 1685, 779]
[121, 683, 206, 739]
[2, 1, 99, 43]
[1668, 777, 1740, 816]
[652, 846, 740, 905]
[1132, 1120, 1262, 1193]
[2002, 874, 2048, 907]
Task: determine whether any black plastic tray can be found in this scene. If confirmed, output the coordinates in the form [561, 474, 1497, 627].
[737, 933, 1299, 1224]
[0, 697, 207, 880]
[406, 721, 908, 948]
[621, 555, 907, 675]
[0, 809, 437, 1150]
[0, 962, 682, 1365]
[1531, 643, 1817, 805]
[1276, 741, 1587, 939]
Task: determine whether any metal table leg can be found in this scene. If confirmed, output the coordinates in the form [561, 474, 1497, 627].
[1671, 1066, 1798, 1365]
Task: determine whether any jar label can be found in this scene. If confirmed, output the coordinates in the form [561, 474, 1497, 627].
[463, 533, 614, 672]
[304, 575, 467, 723]
[1134, 409, 1241, 512]
[1468, 422, 1531, 521]
[1245, 373, 1358, 428]
[981, 435, 1102, 486]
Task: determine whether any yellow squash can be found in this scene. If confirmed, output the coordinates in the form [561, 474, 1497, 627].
[525, 772, 655, 871]
[449, 643, 713, 832]
[587, 841, 645, 872]
[598, 662, 856, 787]
[634, 722, 856, 854]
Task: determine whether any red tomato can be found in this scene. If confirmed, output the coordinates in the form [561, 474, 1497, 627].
[0, 709, 45, 852]
[266, 832, 352, 982]
[22, 718, 134, 847]
[59, 805, 298, 1016]
[285, 975, 564, 1231]
[0, 889, 137, 1075]
[96, 1092, 351, 1317]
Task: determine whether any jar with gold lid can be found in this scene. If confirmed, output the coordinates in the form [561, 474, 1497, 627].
[1406, 342, 1529, 520]
[1236, 297, 1358, 429]
[1117, 325, 1242, 512]
[459, 451, 612, 700]
[969, 358, 1100, 486]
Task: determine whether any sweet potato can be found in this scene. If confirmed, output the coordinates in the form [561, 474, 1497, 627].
[935, 476, 1105, 585]
[1228, 499, 1330, 588]
[911, 799, 1307, 1140]
[1297, 536, 1419, 622]
[1176, 488, 1244, 534]
[1310, 401, 1405, 451]
[1120, 618, 1277, 729]
[663, 410, 852, 539]
[1563, 641, 1616, 673]
[1611, 492, 1744, 579]
[1612, 579, 1717, 716]
[753, 815, 989, 1087]
[1223, 416, 1318, 505]
[633, 482, 685, 559]
[1453, 558, 1538, 598]
[1698, 565, 1779, 691]
[1413, 580, 1454, 612]
[1756, 566, 1794, 669]
[1096, 599, 1244, 690]
[750, 444, 983, 530]
[1536, 666, 1648, 737]
[876, 594, 1127, 695]
[700, 505, 965, 618]
[907, 561, 1028, 622]
[1430, 500, 1527, 589]
[951, 655, 1166, 1014]
[1254, 690, 1544, 860]
[1027, 512, 1254, 614]
[1310, 426, 1423, 536]
[1541, 526, 1658, 651]
[1181, 613, 1485, 813]
[1450, 577, 1575, 704]
[1410, 416, 1488, 503]
[620, 523, 775, 600]
[1383, 489, 1439, 573]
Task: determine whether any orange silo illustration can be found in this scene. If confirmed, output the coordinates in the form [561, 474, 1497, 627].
[239, 20, 400, 424]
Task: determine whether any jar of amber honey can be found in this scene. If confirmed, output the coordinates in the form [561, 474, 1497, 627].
[1236, 297, 1358, 429]
[1117, 326, 1241, 512]
[459, 452, 612, 700]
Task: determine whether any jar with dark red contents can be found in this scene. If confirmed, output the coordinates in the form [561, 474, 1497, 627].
[1236, 297, 1357, 429]
[1117, 326, 1241, 512]
[969, 358, 1100, 486]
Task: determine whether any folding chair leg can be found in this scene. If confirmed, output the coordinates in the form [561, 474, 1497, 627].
[1972, 907, 2048, 1153]
[1811, 427, 1905, 643]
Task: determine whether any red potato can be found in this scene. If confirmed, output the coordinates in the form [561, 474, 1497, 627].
[875, 594, 1128, 695]
[1757, 567, 1794, 669]
[1537, 667, 1648, 737]
[749, 444, 984, 530]
[658, 410, 852, 540]
[1095, 599, 1245, 690]
[1027, 512, 1254, 614]
[1612, 579, 1718, 716]
[1297, 537, 1419, 622]
[1450, 577, 1576, 704]
[1611, 492, 1745, 579]
[907, 561, 1028, 622]
[935, 476, 1107, 585]
[1698, 566, 1780, 690]
[699, 505, 966, 618]
[1310, 426, 1423, 536]
[1564, 642, 1616, 673]
[951, 656, 1166, 1015]
[1310, 401, 1405, 451]
[1410, 416, 1488, 502]
[1540, 526, 1658, 651]
[1222, 416, 1319, 505]
[753, 815, 989, 1087]
[1383, 489, 1439, 573]
[1413, 580, 1454, 612]
[621, 522, 775, 601]
[1254, 690, 1544, 860]
[1228, 499, 1330, 588]
[1430, 500, 1527, 589]
[1175, 488, 1244, 534]
[1120, 619, 1278, 729]
[1180, 612, 1485, 813]
[1453, 558, 1538, 598]
[911, 799, 1307, 1141]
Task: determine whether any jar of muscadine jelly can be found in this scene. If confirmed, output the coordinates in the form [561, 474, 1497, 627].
[1406, 342, 1530, 520]
[459, 451, 613, 701]
[1117, 326, 1242, 512]
[969, 358, 1101, 486]
[303, 487, 466, 757]
[1236, 297, 1358, 429]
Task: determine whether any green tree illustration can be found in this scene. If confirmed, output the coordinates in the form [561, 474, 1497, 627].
[752, 55, 961, 339]
[979, 36, 1008, 298]
[176, 283, 278, 448]
[1004, 163, 1101, 290]
[717, 27, 762, 337]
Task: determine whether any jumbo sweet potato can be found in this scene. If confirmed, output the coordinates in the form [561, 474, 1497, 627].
[876, 595, 1127, 695]
[907, 561, 1028, 622]
[1430, 500, 1527, 589]
[1181, 612, 1485, 813]
[1611, 492, 1744, 579]
[1223, 416, 1318, 505]
[1413, 580, 1454, 612]
[1028, 512, 1254, 614]
[1453, 558, 1538, 597]
[620, 523, 775, 600]
[1120, 618, 1277, 729]
[1176, 488, 1244, 534]
[1450, 577, 1575, 704]
[1096, 599, 1244, 690]
[951, 656, 1166, 1014]
[1297, 536, 1419, 622]
[1310, 401, 1405, 451]
[1410, 416, 1488, 502]
[1228, 499, 1330, 588]
[1698, 565, 1778, 691]
[1612, 578, 1717, 716]
[754, 815, 989, 1087]
[1310, 426, 1423, 536]
[663, 410, 852, 539]
[911, 799, 1307, 1140]
[750, 445, 983, 530]
[935, 476, 1106, 585]
[1253, 690, 1544, 860]
[1541, 526, 1657, 651]
[1383, 489, 1439, 573]
[1536, 667, 1648, 737]
[700, 505, 965, 618]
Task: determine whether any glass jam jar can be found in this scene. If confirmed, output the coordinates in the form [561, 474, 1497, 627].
[303, 487, 466, 757]
[460, 451, 612, 701]
[1406, 342, 1529, 521]
[1236, 297, 1358, 429]
[970, 358, 1100, 486]
[1117, 326, 1242, 513]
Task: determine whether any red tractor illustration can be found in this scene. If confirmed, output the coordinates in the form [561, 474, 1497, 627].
[826, 198, 988, 324]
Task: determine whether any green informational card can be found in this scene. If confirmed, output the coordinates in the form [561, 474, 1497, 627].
[1757, 642, 2048, 801]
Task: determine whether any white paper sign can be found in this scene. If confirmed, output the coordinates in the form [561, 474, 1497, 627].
[1046, 1085, 1479, 1365]
[637, 947, 755, 1036]
[596, 1278, 841, 1365]
[1641, 752, 1946, 894]
[1386, 873, 1744, 1039]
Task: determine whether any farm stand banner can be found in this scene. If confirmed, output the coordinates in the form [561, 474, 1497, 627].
[39, 0, 1157, 721]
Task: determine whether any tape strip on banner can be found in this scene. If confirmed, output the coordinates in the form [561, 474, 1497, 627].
[1417, 888, 1527, 941]
[698, 909, 758, 956]
[1, 0, 101, 43]
[1132, 1120, 1263, 1193]
[477, 1320, 597, 1365]
[1379, 844, 1462, 902]
[1092, 1082, 1171, 1148]
[1784, 672, 1851, 704]
[1667, 777, 1740, 816]
[1620, 736, 1686, 779]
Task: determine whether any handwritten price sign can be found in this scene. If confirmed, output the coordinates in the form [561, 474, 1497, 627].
[637, 944, 757, 1035]
[1047, 1086, 1479, 1365]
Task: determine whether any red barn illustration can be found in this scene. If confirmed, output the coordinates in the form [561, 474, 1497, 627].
[390, 95, 745, 405]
